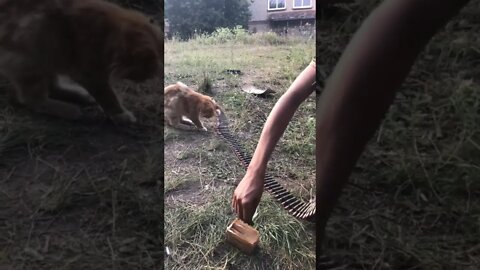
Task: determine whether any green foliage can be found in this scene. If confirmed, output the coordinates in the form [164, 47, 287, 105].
[195, 26, 248, 44]
[185, 25, 311, 46]
[254, 31, 286, 45]
[165, 0, 251, 40]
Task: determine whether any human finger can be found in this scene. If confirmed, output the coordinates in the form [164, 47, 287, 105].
[236, 197, 244, 220]
[242, 200, 257, 225]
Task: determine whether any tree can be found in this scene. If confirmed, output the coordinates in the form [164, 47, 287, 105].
[165, 0, 251, 40]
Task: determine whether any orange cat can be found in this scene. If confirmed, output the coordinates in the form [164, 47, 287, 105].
[0, 0, 163, 123]
[164, 82, 220, 131]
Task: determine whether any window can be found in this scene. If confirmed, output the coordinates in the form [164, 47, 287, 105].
[293, 0, 312, 9]
[268, 0, 286, 11]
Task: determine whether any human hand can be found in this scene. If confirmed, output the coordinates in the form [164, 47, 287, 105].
[232, 170, 265, 224]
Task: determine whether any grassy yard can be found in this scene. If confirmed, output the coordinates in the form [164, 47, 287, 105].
[316, 2, 480, 269]
[164, 33, 316, 269]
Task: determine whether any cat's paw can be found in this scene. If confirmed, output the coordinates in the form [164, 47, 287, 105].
[111, 110, 137, 124]
[200, 126, 207, 132]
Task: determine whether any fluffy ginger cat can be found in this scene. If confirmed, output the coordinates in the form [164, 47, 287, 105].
[164, 82, 220, 131]
[0, 0, 163, 124]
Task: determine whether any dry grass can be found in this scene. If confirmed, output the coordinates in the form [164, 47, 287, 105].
[0, 79, 163, 270]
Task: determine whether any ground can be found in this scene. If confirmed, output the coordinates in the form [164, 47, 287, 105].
[0, 78, 163, 270]
[163, 35, 316, 269]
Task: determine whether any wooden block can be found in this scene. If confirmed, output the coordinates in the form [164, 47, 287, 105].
[225, 218, 260, 254]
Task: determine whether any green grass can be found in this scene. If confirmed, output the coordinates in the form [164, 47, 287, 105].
[164, 32, 315, 269]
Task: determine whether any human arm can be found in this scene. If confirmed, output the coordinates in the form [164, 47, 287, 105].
[232, 61, 316, 224]
[315, 0, 470, 251]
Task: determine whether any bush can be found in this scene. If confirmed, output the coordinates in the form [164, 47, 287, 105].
[189, 26, 309, 46]
[194, 26, 247, 44]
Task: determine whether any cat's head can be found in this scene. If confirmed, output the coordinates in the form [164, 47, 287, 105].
[201, 97, 221, 118]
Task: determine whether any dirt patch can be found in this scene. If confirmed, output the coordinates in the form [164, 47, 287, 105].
[0, 77, 163, 270]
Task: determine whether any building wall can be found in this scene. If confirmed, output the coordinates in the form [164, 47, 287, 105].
[250, 0, 316, 21]
[250, 0, 269, 22]
[249, 0, 316, 33]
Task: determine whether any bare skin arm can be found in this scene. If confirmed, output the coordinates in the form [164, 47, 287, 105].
[232, 61, 316, 224]
[316, 0, 470, 252]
